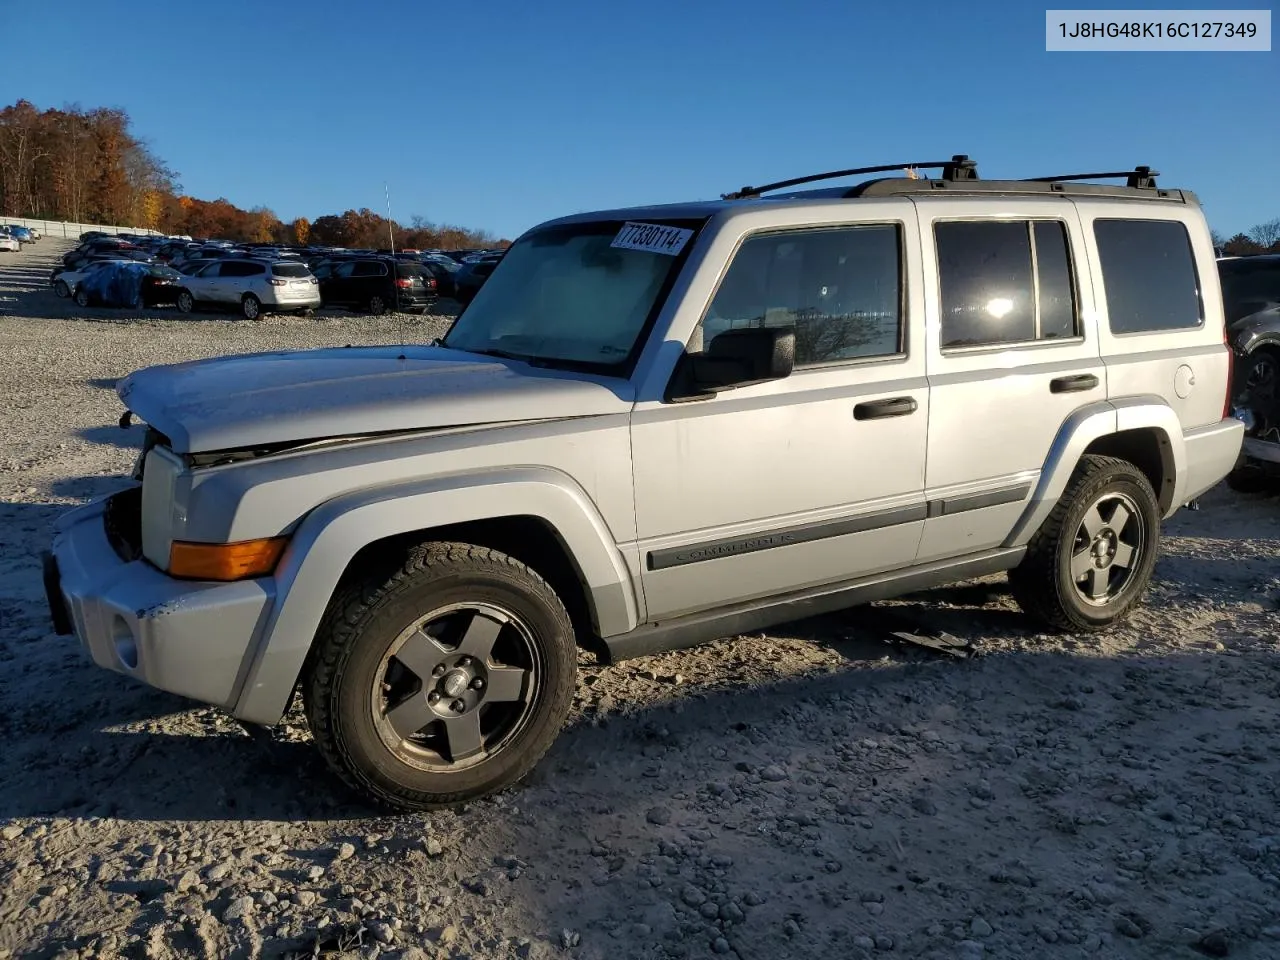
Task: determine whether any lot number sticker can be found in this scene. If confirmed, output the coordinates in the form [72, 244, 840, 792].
[611, 221, 693, 256]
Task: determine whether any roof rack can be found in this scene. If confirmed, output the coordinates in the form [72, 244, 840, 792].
[1022, 165, 1159, 189]
[721, 154, 978, 200]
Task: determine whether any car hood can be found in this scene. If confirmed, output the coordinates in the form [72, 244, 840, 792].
[117, 344, 634, 453]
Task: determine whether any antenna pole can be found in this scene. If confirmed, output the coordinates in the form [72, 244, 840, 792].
[385, 182, 396, 252]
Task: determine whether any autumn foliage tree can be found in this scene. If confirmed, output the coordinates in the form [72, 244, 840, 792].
[0, 98, 508, 247]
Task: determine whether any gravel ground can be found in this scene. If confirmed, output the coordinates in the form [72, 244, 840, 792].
[2, 240, 1280, 960]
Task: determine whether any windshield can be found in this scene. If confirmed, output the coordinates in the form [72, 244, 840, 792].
[442, 218, 704, 370]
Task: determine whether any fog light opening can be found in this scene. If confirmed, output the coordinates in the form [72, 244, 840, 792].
[112, 616, 138, 670]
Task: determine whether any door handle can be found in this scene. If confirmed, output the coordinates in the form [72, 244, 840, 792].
[854, 396, 918, 420]
[1050, 374, 1099, 394]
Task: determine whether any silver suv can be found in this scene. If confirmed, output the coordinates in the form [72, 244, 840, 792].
[176, 257, 321, 320]
[44, 157, 1244, 810]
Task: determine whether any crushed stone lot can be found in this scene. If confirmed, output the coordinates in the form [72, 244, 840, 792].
[2, 240, 1280, 960]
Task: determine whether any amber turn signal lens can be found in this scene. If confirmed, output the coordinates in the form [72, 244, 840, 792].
[168, 537, 288, 581]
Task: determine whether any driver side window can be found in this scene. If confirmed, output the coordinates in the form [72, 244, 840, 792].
[694, 224, 904, 366]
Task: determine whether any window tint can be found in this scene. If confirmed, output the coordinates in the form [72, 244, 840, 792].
[333, 261, 357, 279]
[394, 262, 423, 278]
[353, 260, 385, 277]
[700, 224, 902, 365]
[272, 262, 311, 278]
[198, 262, 222, 278]
[1094, 219, 1201, 333]
[934, 220, 1079, 348]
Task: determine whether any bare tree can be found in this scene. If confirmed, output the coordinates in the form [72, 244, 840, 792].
[1248, 218, 1280, 249]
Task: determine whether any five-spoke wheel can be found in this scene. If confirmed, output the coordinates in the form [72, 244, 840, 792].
[303, 542, 576, 811]
[1010, 455, 1160, 631]
[374, 603, 538, 768]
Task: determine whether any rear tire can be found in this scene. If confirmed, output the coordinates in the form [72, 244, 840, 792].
[177, 290, 194, 314]
[241, 294, 262, 321]
[73, 287, 90, 308]
[302, 542, 577, 811]
[1008, 455, 1160, 632]
[54, 280, 69, 298]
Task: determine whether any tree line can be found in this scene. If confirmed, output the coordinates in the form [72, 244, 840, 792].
[0, 100, 507, 249]
[1215, 219, 1280, 256]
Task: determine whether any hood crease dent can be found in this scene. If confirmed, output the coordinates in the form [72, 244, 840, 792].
[117, 344, 635, 454]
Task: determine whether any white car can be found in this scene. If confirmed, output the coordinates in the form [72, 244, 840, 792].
[51, 259, 129, 298]
[176, 257, 321, 320]
[0, 232, 20, 252]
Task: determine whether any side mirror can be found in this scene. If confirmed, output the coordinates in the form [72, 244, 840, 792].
[668, 326, 795, 400]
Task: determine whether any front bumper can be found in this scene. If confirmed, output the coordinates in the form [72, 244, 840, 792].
[45, 490, 276, 712]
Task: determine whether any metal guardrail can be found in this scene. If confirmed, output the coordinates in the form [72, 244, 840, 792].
[0, 217, 164, 239]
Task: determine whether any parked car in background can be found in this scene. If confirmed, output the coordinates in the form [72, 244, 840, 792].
[418, 258, 460, 299]
[174, 258, 221, 276]
[1222, 254, 1280, 489]
[176, 258, 321, 320]
[72, 262, 185, 309]
[451, 255, 502, 305]
[317, 255, 436, 314]
[3, 225, 35, 244]
[52, 258, 130, 298]
[0, 230, 21, 253]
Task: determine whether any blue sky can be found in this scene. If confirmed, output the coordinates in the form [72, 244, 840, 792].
[1, 0, 1276, 240]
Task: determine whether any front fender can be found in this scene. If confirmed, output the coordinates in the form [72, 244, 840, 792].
[229, 466, 640, 724]
[1002, 397, 1186, 548]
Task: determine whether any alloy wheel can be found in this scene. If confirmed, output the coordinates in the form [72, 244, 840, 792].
[371, 602, 539, 771]
[1069, 491, 1145, 606]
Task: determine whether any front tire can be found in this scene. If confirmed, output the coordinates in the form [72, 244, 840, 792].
[368, 294, 387, 316]
[1008, 455, 1160, 632]
[303, 542, 577, 811]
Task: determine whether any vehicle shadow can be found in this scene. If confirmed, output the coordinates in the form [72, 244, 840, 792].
[74, 423, 145, 451]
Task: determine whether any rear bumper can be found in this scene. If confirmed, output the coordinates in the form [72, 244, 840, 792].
[396, 292, 436, 310]
[1181, 417, 1246, 503]
[263, 289, 321, 309]
[46, 492, 275, 712]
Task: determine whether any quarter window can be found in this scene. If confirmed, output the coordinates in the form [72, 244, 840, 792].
[934, 220, 1079, 348]
[700, 224, 903, 366]
[1094, 219, 1202, 333]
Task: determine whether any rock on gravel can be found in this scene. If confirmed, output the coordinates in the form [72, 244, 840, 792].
[2, 240, 1280, 960]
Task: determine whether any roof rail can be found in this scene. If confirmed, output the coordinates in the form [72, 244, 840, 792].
[839, 177, 1188, 203]
[1022, 165, 1159, 189]
[721, 154, 978, 200]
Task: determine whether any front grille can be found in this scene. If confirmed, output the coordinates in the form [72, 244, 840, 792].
[103, 486, 144, 563]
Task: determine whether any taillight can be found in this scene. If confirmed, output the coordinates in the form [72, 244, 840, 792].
[395, 277, 413, 289]
[269, 278, 286, 286]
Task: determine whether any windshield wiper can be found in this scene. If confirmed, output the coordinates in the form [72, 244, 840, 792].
[466, 347, 555, 367]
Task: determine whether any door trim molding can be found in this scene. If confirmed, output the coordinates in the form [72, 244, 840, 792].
[645, 480, 1032, 571]
[646, 503, 927, 571]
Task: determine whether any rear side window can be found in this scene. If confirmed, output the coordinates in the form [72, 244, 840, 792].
[271, 262, 310, 278]
[1094, 219, 1202, 334]
[934, 220, 1079, 348]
